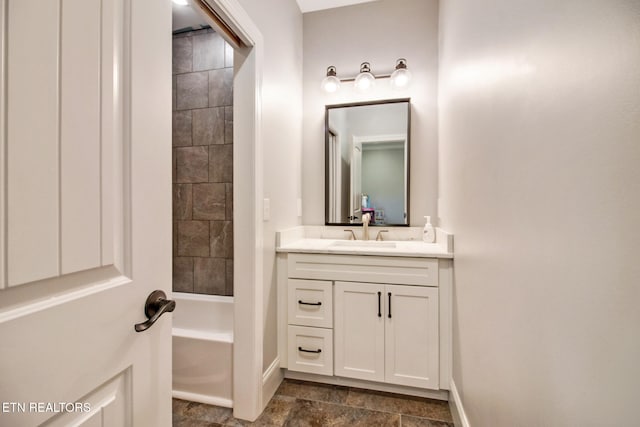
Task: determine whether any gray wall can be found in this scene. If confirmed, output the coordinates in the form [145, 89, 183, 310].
[439, 0, 640, 424]
[172, 29, 234, 296]
[302, 0, 439, 226]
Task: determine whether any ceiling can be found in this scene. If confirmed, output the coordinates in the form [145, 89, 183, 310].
[172, 0, 210, 32]
[172, 0, 381, 32]
[296, 0, 379, 13]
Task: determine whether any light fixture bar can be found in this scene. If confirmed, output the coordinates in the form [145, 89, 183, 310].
[337, 74, 392, 83]
[321, 59, 411, 92]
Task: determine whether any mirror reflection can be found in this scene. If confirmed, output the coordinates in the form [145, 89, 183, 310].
[325, 99, 410, 226]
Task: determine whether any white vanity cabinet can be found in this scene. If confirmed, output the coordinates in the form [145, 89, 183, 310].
[383, 284, 439, 389]
[286, 279, 334, 375]
[334, 281, 386, 382]
[278, 251, 451, 394]
[334, 282, 439, 389]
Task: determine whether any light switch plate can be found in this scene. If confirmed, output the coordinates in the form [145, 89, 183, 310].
[263, 198, 270, 221]
[297, 198, 302, 217]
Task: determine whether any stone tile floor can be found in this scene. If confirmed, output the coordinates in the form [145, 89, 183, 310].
[173, 379, 453, 426]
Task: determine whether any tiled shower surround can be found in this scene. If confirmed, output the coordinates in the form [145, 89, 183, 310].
[172, 28, 234, 296]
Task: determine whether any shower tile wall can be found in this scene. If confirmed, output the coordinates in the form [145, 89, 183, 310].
[172, 29, 234, 296]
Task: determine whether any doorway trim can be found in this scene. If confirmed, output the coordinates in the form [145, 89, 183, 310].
[200, 0, 264, 421]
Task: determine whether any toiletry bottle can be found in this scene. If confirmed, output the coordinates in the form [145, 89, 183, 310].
[423, 216, 435, 243]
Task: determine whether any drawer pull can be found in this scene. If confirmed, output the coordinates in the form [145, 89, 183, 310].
[298, 300, 322, 306]
[377, 291, 382, 317]
[388, 292, 392, 319]
[298, 346, 322, 354]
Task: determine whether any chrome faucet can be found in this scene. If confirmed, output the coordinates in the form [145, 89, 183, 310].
[362, 213, 371, 241]
[375, 230, 389, 241]
[344, 229, 357, 240]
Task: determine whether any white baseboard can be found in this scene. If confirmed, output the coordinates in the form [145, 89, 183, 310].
[172, 390, 233, 408]
[449, 379, 470, 427]
[262, 357, 284, 406]
[284, 370, 449, 401]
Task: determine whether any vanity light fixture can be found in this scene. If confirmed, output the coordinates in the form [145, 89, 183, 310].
[390, 58, 412, 89]
[321, 66, 341, 93]
[321, 59, 412, 93]
[354, 62, 376, 91]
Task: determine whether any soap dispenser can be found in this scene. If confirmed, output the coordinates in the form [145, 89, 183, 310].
[423, 216, 435, 243]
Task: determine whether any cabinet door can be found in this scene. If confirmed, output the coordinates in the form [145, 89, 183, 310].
[334, 281, 385, 382]
[385, 285, 439, 389]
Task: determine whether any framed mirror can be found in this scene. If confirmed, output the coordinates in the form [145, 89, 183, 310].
[325, 98, 410, 226]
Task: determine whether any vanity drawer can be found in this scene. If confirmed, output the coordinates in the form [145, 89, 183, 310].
[287, 325, 333, 376]
[288, 253, 439, 286]
[288, 279, 333, 328]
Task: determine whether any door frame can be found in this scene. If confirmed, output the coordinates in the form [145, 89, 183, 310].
[199, 0, 264, 421]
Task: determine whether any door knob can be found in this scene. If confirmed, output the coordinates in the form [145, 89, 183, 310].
[134, 290, 176, 332]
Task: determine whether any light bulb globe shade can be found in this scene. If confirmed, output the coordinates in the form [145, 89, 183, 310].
[173, 0, 188, 5]
[321, 75, 341, 93]
[390, 68, 411, 89]
[354, 72, 375, 91]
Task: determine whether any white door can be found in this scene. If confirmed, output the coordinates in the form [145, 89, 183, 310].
[349, 141, 362, 223]
[0, 0, 172, 426]
[385, 285, 439, 389]
[334, 281, 385, 382]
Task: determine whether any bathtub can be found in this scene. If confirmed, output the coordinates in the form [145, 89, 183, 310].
[172, 292, 234, 407]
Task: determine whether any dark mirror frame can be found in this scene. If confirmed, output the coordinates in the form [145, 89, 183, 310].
[324, 98, 411, 226]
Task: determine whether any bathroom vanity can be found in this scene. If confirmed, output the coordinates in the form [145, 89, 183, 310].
[276, 226, 453, 399]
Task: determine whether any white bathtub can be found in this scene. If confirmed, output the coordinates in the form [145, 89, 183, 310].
[172, 292, 233, 407]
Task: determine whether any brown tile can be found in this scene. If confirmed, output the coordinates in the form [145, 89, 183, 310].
[173, 221, 178, 257]
[177, 72, 209, 110]
[173, 148, 177, 182]
[224, 106, 233, 144]
[173, 257, 194, 293]
[401, 415, 454, 427]
[250, 394, 296, 426]
[225, 183, 233, 220]
[176, 146, 209, 183]
[173, 399, 191, 416]
[276, 379, 349, 405]
[209, 145, 232, 183]
[225, 259, 233, 295]
[182, 401, 234, 424]
[193, 31, 225, 72]
[178, 221, 209, 257]
[193, 183, 225, 220]
[173, 184, 193, 220]
[173, 76, 177, 111]
[173, 111, 192, 147]
[210, 221, 233, 258]
[208, 68, 233, 107]
[285, 399, 400, 427]
[193, 107, 224, 146]
[175, 417, 223, 427]
[345, 389, 452, 423]
[172, 413, 187, 426]
[194, 258, 226, 295]
[173, 36, 192, 74]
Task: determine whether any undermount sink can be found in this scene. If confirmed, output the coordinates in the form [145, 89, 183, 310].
[329, 240, 397, 249]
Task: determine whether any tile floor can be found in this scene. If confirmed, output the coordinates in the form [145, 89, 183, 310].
[173, 379, 453, 426]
